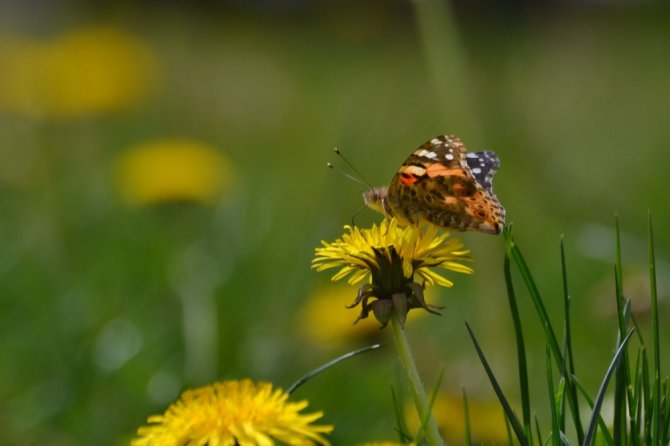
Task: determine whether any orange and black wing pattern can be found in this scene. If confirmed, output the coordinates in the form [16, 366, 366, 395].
[385, 135, 505, 234]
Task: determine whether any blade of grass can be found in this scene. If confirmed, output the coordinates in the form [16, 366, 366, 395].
[415, 368, 445, 444]
[506, 231, 582, 438]
[641, 348, 651, 444]
[391, 387, 413, 444]
[648, 211, 661, 446]
[535, 416, 544, 446]
[465, 322, 528, 446]
[583, 329, 635, 446]
[507, 417, 516, 446]
[571, 376, 614, 445]
[612, 268, 629, 444]
[630, 348, 643, 445]
[561, 236, 585, 442]
[663, 378, 670, 444]
[286, 343, 381, 394]
[547, 331, 561, 446]
[462, 388, 471, 446]
[505, 235, 562, 363]
[557, 378, 566, 434]
[629, 312, 647, 444]
[614, 217, 634, 417]
[612, 346, 626, 444]
[504, 226, 531, 441]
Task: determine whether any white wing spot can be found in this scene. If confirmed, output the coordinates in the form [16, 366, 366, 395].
[466, 153, 478, 159]
[430, 138, 440, 144]
[472, 167, 482, 174]
[418, 150, 438, 159]
[445, 154, 454, 160]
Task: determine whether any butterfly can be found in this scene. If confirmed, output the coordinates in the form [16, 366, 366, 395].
[362, 135, 505, 234]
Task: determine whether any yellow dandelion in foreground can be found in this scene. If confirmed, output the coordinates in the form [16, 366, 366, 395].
[133, 379, 333, 446]
[312, 218, 472, 327]
[114, 139, 233, 206]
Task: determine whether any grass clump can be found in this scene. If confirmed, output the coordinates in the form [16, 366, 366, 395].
[467, 214, 668, 445]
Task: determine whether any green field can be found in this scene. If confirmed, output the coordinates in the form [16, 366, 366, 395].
[1, 2, 669, 444]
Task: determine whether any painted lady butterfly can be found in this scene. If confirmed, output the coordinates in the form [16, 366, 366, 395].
[363, 135, 505, 234]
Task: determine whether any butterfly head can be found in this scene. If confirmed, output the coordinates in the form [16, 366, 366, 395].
[362, 186, 389, 215]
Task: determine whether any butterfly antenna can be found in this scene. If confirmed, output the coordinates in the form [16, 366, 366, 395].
[350, 203, 368, 226]
[332, 147, 376, 191]
[326, 162, 367, 187]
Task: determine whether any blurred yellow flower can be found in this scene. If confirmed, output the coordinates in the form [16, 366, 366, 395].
[0, 26, 157, 117]
[300, 284, 429, 346]
[406, 392, 507, 445]
[114, 139, 233, 206]
[133, 379, 333, 446]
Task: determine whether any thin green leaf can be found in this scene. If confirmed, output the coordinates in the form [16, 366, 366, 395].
[663, 378, 670, 444]
[614, 219, 633, 414]
[572, 376, 614, 445]
[630, 348, 643, 444]
[415, 368, 444, 443]
[583, 329, 635, 446]
[506, 235, 562, 365]
[648, 211, 662, 446]
[561, 236, 584, 442]
[466, 321, 528, 446]
[462, 388, 471, 446]
[504, 228, 531, 439]
[547, 331, 561, 446]
[641, 348, 651, 444]
[506, 232, 583, 440]
[391, 387, 413, 443]
[557, 378, 566, 433]
[507, 416, 516, 446]
[612, 269, 629, 444]
[286, 343, 381, 394]
[535, 416, 544, 446]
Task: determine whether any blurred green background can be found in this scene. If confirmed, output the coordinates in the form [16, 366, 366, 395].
[1, 1, 669, 444]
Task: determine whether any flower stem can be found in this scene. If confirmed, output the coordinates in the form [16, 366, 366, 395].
[390, 312, 444, 446]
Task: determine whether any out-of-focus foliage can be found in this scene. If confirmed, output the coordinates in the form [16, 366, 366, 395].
[0, 1, 669, 444]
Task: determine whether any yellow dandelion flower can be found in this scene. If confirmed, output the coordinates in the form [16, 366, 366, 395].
[114, 139, 234, 206]
[312, 218, 471, 327]
[133, 379, 333, 446]
[0, 26, 157, 117]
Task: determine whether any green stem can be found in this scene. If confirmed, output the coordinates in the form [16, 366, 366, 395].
[390, 312, 444, 446]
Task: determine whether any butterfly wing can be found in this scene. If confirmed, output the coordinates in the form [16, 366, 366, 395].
[466, 151, 506, 221]
[385, 135, 505, 234]
[466, 151, 499, 194]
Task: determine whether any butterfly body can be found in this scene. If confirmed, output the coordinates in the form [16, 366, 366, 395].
[363, 135, 505, 234]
